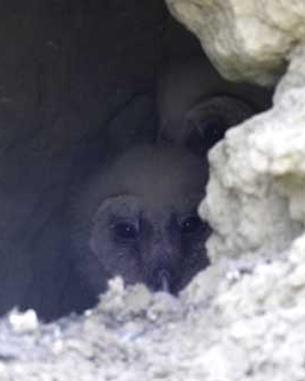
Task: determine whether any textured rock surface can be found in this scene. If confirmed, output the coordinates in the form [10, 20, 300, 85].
[166, 0, 305, 85]
[200, 46, 305, 263]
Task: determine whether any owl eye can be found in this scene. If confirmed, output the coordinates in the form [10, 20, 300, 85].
[181, 215, 202, 234]
[113, 222, 138, 241]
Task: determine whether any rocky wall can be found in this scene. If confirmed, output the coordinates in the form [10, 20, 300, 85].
[166, 0, 305, 85]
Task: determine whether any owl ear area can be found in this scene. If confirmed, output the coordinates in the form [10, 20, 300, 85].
[160, 96, 254, 156]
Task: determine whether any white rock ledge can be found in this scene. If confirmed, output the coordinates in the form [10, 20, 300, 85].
[166, 0, 305, 85]
[200, 46, 305, 263]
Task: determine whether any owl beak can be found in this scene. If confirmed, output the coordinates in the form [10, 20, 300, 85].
[157, 269, 171, 293]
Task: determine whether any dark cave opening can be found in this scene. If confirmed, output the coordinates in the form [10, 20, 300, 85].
[0, 0, 271, 322]
[0, 0, 208, 322]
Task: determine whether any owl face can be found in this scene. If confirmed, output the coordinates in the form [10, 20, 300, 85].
[89, 194, 210, 293]
[72, 145, 210, 294]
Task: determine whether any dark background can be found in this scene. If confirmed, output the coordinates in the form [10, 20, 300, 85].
[0, 0, 204, 320]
